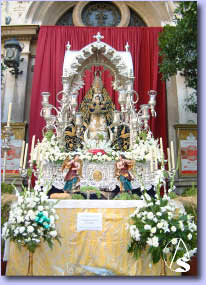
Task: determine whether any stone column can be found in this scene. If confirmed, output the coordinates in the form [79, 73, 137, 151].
[1, 25, 39, 123]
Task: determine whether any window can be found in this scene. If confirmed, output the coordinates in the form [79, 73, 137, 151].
[82, 1, 121, 27]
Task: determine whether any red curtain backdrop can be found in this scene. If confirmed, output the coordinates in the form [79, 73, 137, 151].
[29, 26, 167, 154]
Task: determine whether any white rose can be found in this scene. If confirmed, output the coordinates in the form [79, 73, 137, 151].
[144, 225, 152, 230]
[147, 212, 154, 220]
[27, 226, 34, 233]
[38, 206, 44, 212]
[151, 227, 156, 234]
[19, 226, 25, 233]
[171, 238, 178, 245]
[49, 230, 57, 238]
[157, 222, 163, 229]
[171, 226, 176, 232]
[187, 233, 192, 240]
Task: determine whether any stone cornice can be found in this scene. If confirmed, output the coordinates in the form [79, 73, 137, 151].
[1, 25, 39, 41]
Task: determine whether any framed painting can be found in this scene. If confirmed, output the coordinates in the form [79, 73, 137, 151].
[174, 124, 197, 178]
[1, 122, 27, 177]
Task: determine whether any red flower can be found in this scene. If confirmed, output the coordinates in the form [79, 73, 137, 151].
[88, 149, 107, 155]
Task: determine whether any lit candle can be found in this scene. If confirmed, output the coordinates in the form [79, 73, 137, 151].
[23, 143, 28, 169]
[167, 148, 171, 172]
[20, 140, 25, 168]
[7, 103, 12, 127]
[30, 135, 36, 162]
[171, 141, 175, 169]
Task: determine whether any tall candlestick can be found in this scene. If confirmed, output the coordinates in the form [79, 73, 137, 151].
[171, 141, 175, 169]
[167, 148, 171, 172]
[23, 143, 28, 169]
[20, 140, 25, 168]
[7, 103, 12, 127]
[30, 135, 36, 162]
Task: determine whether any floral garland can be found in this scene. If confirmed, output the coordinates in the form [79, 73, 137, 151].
[32, 131, 162, 165]
[2, 173, 61, 253]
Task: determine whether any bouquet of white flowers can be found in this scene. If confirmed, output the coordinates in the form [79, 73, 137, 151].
[2, 176, 61, 253]
[127, 184, 197, 266]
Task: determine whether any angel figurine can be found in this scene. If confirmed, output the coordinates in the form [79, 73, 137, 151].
[115, 154, 135, 193]
[61, 154, 81, 192]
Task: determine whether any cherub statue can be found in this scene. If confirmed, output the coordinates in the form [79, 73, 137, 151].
[61, 154, 82, 192]
[115, 154, 135, 193]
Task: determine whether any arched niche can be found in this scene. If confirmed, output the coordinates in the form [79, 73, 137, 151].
[62, 33, 134, 96]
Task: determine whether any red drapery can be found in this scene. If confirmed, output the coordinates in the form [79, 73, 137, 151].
[29, 26, 167, 155]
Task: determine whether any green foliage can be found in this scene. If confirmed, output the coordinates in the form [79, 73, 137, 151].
[182, 184, 197, 197]
[44, 130, 54, 141]
[113, 193, 141, 200]
[158, 1, 197, 113]
[1, 183, 15, 254]
[1, 182, 14, 194]
[71, 194, 85, 200]
[80, 186, 101, 199]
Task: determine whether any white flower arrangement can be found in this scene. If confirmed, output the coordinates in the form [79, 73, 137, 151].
[2, 173, 61, 253]
[127, 170, 197, 265]
[32, 130, 162, 165]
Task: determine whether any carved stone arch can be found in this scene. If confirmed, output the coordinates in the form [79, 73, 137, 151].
[24, 1, 76, 25]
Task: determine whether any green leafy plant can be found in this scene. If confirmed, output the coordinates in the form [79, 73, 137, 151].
[158, 1, 197, 113]
[80, 186, 101, 199]
[113, 193, 141, 200]
[1, 183, 15, 255]
[182, 184, 197, 197]
[44, 130, 54, 141]
[71, 194, 85, 200]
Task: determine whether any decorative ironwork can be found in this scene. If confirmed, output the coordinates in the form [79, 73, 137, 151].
[82, 2, 121, 27]
[56, 7, 74, 26]
[128, 7, 146, 27]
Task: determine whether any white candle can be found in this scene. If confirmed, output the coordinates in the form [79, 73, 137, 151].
[171, 141, 175, 169]
[30, 135, 36, 162]
[20, 140, 25, 168]
[154, 147, 158, 170]
[7, 103, 12, 127]
[160, 138, 164, 167]
[36, 145, 40, 166]
[167, 148, 171, 172]
[23, 143, 28, 169]
[150, 151, 153, 173]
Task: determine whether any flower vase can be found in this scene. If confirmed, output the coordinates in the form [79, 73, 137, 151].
[27, 251, 34, 276]
[160, 257, 166, 276]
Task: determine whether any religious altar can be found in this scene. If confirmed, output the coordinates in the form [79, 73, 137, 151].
[6, 200, 182, 276]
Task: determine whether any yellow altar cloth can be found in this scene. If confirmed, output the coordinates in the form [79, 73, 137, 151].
[6, 200, 180, 276]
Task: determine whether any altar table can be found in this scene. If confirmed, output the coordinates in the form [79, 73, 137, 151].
[6, 200, 181, 276]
